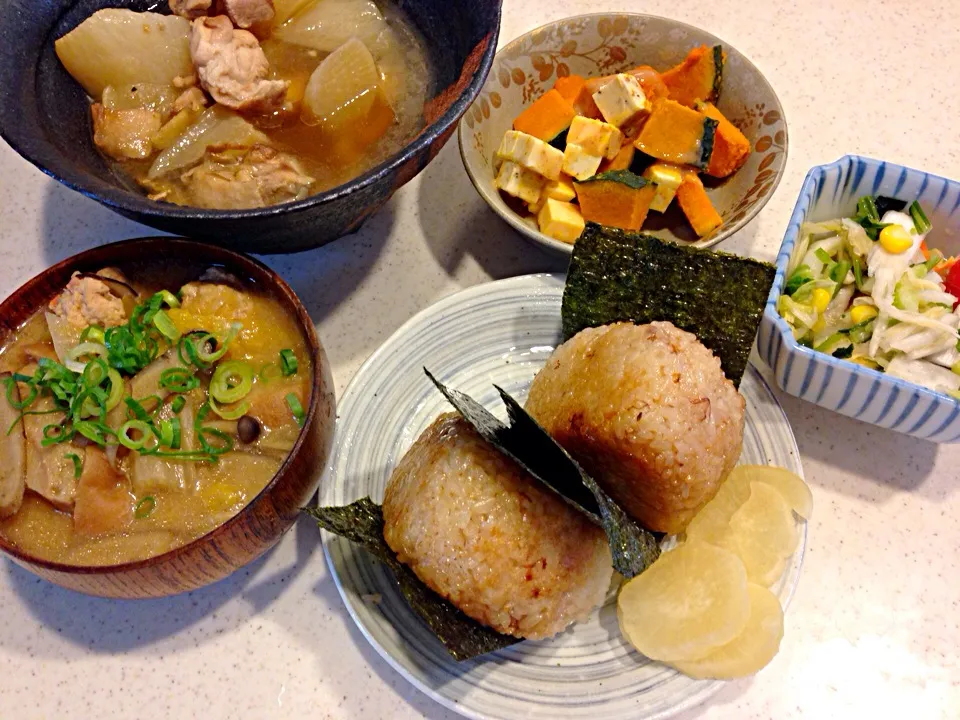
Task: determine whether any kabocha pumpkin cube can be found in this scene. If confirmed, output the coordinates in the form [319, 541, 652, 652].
[562, 143, 603, 181]
[512, 89, 576, 143]
[601, 143, 636, 172]
[553, 74, 586, 103]
[496, 130, 564, 181]
[697, 102, 751, 178]
[566, 116, 623, 160]
[676, 173, 722, 237]
[592, 73, 650, 128]
[661, 44, 725, 107]
[537, 198, 585, 244]
[495, 160, 544, 205]
[642, 162, 684, 212]
[634, 99, 718, 168]
[575, 170, 657, 231]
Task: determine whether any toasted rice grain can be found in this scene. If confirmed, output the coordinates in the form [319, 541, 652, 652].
[525, 322, 745, 534]
[383, 413, 613, 640]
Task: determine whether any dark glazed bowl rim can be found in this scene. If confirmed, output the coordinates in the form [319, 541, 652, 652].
[0, 237, 325, 575]
[0, 1, 502, 223]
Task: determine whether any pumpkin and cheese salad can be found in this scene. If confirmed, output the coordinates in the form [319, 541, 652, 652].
[779, 195, 960, 396]
[493, 45, 751, 244]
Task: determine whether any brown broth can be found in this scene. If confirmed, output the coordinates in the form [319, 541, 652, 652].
[0, 260, 312, 566]
[110, 2, 432, 205]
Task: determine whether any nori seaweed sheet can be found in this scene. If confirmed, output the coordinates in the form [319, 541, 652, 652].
[562, 224, 776, 387]
[306, 500, 520, 662]
[426, 370, 660, 578]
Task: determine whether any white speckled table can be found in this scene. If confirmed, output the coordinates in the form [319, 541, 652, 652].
[1, 0, 959, 717]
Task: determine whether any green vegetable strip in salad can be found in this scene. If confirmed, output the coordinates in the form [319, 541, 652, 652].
[779, 195, 960, 397]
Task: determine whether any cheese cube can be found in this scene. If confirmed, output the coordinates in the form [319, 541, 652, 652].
[566, 116, 623, 160]
[528, 176, 577, 214]
[537, 198, 585, 244]
[496, 160, 544, 204]
[562, 143, 603, 181]
[592, 73, 650, 128]
[642, 162, 685, 212]
[496, 130, 564, 181]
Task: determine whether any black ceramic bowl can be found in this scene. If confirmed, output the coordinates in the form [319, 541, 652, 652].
[0, 0, 501, 253]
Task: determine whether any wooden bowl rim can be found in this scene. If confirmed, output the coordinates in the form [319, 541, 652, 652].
[0, 236, 325, 575]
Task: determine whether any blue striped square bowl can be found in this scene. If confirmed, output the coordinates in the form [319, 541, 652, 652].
[757, 155, 960, 442]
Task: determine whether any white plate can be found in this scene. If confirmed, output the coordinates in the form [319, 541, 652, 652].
[320, 273, 806, 720]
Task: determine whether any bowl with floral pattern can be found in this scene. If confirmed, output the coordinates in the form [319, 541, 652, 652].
[458, 13, 788, 254]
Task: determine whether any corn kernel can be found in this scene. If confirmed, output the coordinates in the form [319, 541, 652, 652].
[879, 225, 913, 254]
[812, 288, 831, 314]
[850, 305, 878, 324]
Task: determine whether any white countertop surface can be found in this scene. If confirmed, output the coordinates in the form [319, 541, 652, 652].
[2, 0, 959, 717]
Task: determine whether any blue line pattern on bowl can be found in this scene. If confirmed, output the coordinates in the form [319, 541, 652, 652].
[322, 274, 806, 720]
[757, 155, 960, 442]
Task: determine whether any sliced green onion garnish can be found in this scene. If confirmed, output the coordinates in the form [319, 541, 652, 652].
[210, 360, 254, 404]
[199, 427, 234, 456]
[134, 496, 156, 519]
[158, 419, 174, 447]
[259, 362, 282, 383]
[79, 325, 105, 344]
[200, 323, 241, 364]
[125, 397, 154, 422]
[286, 393, 305, 427]
[118, 419, 155, 451]
[66, 342, 109, 373]
[208, 396, 250, 421]
[145, 450, 216, 462]
[152, 310, 181, 342]
[41, 423, 71, 447]
[104, 368, 125, 412]
[170, 395, 186, 414]
[65, 452, 83, 479]
[156, 290, 181, 309]
[73, 420, 114, 446]
[909, 201, 931, 234]
[3, 376, 36, 409]
[170, 417, 181, 449]
[157, 418, 181, 448]
[159, 367, 200, 393]
[279, 349, 298, 376]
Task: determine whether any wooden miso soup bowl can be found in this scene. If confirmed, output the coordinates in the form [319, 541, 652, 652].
[0, 237, 336, 598]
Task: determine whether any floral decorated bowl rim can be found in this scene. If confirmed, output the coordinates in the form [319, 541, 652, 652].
[458, 11, 789, 254]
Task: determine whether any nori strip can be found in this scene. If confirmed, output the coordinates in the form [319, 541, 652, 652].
[874, 196, 907, 216]
[306, 499, 520, 661]
[562, 224, 776, 386]
[575, 170, 650, 190]
[426, 370, 661, 578]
